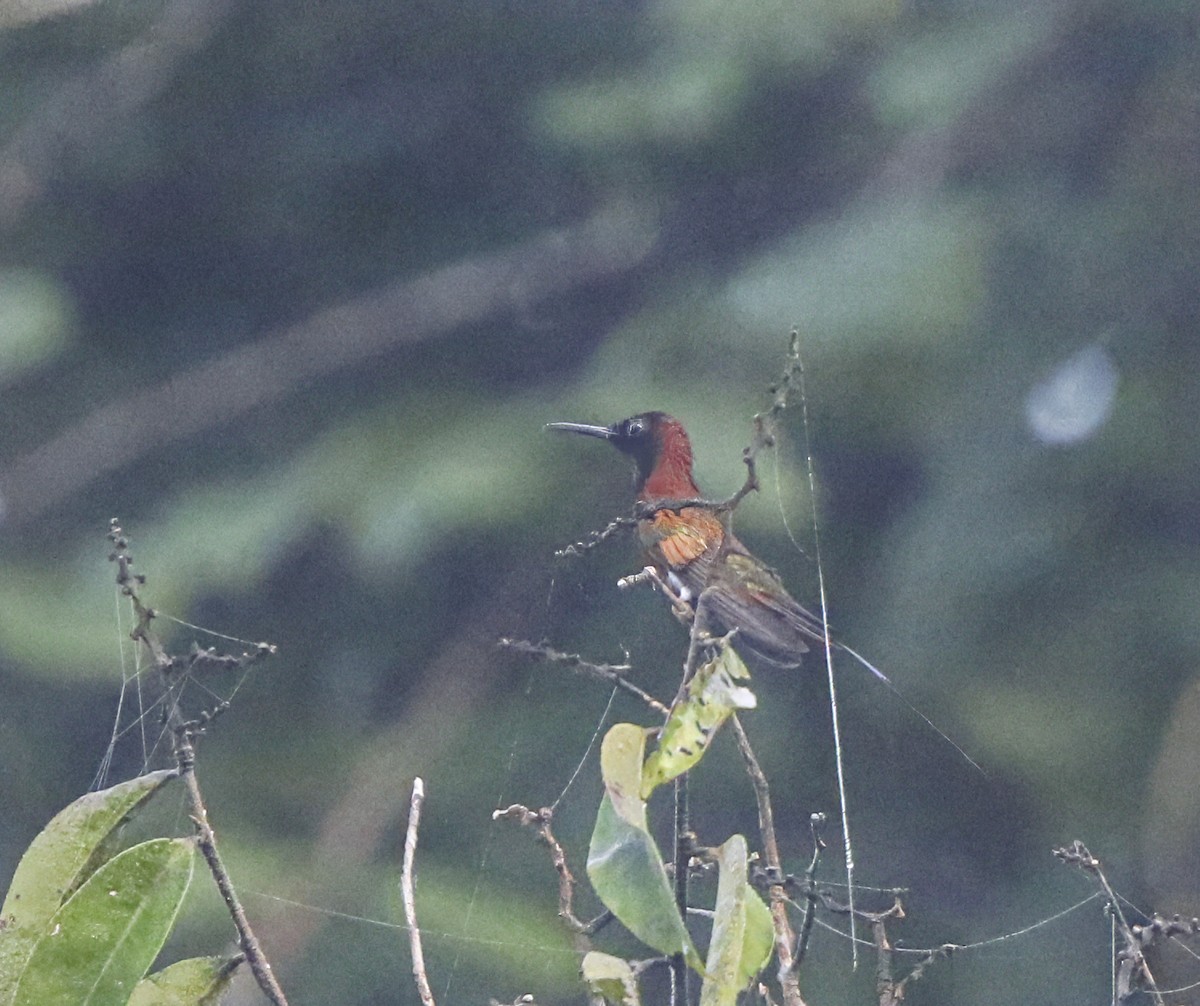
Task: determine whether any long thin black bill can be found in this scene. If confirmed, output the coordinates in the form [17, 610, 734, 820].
[544, 421, 614, 440]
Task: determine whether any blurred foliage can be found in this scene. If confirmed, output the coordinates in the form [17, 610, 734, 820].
[2, 0, 1199, 1002]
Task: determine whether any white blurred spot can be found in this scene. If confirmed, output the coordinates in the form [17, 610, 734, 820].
[1025, 344, 1119, 445]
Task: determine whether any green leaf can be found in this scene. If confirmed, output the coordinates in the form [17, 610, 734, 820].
[588, 725, 702, 971]
[741, 886, 774, 984]
[699, 836, 750, 1006]
[642, 645, 755, 798]
[598, 722, 650, 829]
[2, 771, 178, 926]
[128, 955, 242, 1006]
[0, 771, 178, 1006]
[697, 837, 774, 1004]
[12, 837, 195, 1006]
[581, 951, 641, 1005]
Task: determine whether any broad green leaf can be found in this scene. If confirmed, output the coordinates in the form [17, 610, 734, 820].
[2, 770, 177, 926]
[588, 795, 701, 971]
[741, 886, 774, 984]
[642, 646, 755, 798]
[13, 837, 195, 1006]
[700, 836, 750, 1006]
[599, 722, 650, 829]
[581, 951, 641, 1005]
[128, 955, 242, 1006]
[0, 932, 38, 1006]
[0, 771, 177, 1006]
[697, 837, 774, 1003]
[589, 724, 701, 971]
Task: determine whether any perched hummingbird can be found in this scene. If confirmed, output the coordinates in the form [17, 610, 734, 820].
[547, 412, 826, 668]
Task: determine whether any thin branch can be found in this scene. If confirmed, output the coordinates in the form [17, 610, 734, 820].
[813, 889, 955, 1006]
[554, 515, 639, 558]
[1054, 841, 1200, 1005]
[816, 893, 908, 1006]
[498, 638, 669, 716]
[868, 900, 904, 1006]
[794, 813, 827, 969]
[634, 334, 804, 522]
[667, 587, 718, 711]
[403, 778, 436, 1006]
[667, 594, 735, 1006]
[731, 716, 806, 1006]
[176, 727, 289, 1006]
[492, 803, 611, 937]
[110, 519, 286, 1006]
[671, 773, 691, 1006]
[892, 944, 957, 1001]
[729, 327, 804, 511]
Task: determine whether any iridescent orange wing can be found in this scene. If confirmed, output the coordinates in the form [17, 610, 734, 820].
[642, 506, 723, 578]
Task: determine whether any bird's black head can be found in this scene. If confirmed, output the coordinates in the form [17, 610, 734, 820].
[607, 412, 672, 483]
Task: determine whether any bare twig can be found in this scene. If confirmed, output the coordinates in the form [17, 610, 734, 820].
[891, 944, 957, 1001]
[632, 333, 803, 524]
[1054, 840, 1200, 1004]
[403, 778, 436, 1006]
[814, 890, 954, 1006]
[867, 899, 906, 1006]
[667, 598, 736, 1006]
[623, 566, 697, 643]
[816, 893, 908, 1006]
[176, 727, 289, 1006]
[667, 588, 720, 711]
[794, 813, 827, 968]
[755, 983, 781, 1006]
[498, 638, 669, 716]
[730, 716, 806, 1006]
[492, 803, 611, 937]
[110, 520, 277, 682]
[554, 515, 639, 558]
[728, 327, 804, 512]
[671, 773, 691, 1006]
[109, 519, 287, 1006]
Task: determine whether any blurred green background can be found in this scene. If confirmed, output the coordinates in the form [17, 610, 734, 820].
[2, 0, 1199, 1003]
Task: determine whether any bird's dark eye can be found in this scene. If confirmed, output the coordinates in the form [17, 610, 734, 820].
[625, 418, 645, 438]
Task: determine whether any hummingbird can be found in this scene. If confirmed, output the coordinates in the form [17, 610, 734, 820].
[547, 412, 827, 668]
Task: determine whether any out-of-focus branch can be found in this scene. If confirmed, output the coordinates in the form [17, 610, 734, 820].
[0, 0, 104, 29]
[0, 0, 236, 225]
[0, 204, 655, 527]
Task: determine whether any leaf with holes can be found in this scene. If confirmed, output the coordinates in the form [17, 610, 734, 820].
[642, 645, 755, 798]
[582, 951, 641, 1005]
